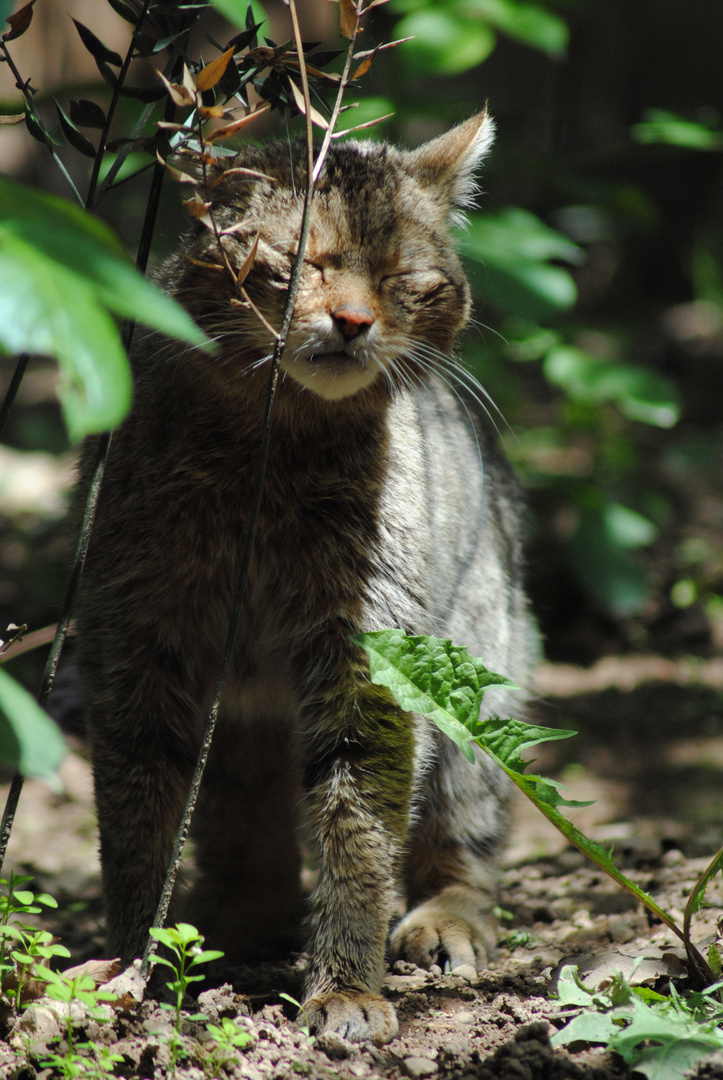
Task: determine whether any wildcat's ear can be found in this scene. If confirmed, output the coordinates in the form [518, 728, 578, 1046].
[406, 110, 495, 215]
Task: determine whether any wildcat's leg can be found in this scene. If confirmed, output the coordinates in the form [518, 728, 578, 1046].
[85, 648, 201, 964]
[183, 714, 303, 962]
[298, 643, 414, 1044]
[390, 733, 511, 973]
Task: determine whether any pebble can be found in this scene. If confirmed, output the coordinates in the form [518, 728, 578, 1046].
[450, 963, 477, 982]
[402, 1056, 438, 1078]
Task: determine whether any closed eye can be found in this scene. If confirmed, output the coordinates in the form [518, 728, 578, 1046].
[380, 270, 449, 299]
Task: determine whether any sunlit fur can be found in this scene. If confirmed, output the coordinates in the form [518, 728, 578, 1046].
[75, 113, 537, 1046]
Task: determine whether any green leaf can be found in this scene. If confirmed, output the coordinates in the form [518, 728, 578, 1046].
[551, 1009, 620, 1047]
[0, 231, 132, 440]
[0, 176, 211, 440]
[351, 629, 515, 762]
[461, 209, 580, 319]
[0, 178, 208, 343]
[464, 0, 568, 57]
[567, 501, 651, 617]
[395, 9, 496, 75]
[609, 997, 723, 1079]
[0, 668, 65, 779]
[212, 0, 266, 29]
[357, 630, 688, 945]
[632, 109, 723, 151]
[543, 347, 681, 428]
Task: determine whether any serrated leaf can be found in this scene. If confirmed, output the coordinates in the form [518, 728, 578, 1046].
[356, 629, 689, 946]
[0, 669, 65, 778]
[609, 997, 723, 1079]
[71, 18, 123, 67]
[352, 630, 515, 762]
[551, 1009, 620, 1047]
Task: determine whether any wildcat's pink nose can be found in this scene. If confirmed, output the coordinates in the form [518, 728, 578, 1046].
[332, 304, 375, 338]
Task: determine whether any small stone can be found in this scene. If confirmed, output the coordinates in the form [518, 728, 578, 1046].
[402, 1056, 438, 1078]
[450, 964, 477, 983]
[315, 1031, 353, 1059]
[661, 848, 686, 867]
[609, 917, 636, 943]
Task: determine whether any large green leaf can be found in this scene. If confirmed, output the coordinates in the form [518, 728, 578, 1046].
[460, 208, 580, 319]
[351, 629, 515, 761]
[543, 346, 681, 428]
[464, 0, 568, 57]
[0, 230, 132, 440]
[632, 109, 723, 151]
[0, 669, 66, 779]
[354, 629, 688, 943]
[0, 177, 211, 441]
[395, 9, 496, 75]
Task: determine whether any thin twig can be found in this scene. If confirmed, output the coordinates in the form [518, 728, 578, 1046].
[0, 354, 29, 440]
[0, 41, 83, 205]
[141, 0, 359, 974]
[86, 0, 154, 210]
[0, 7, 196, 875]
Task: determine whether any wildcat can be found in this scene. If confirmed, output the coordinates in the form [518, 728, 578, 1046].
[75, 111, 537, 1044]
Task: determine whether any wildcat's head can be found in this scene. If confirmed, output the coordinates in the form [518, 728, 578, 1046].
[170, 112, 494, 401]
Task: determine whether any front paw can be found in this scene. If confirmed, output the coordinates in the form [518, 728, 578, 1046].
[302, 990, 398, 1045]
[389, 885, 496, 974]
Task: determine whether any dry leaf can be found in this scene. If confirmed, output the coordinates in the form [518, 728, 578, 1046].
[0, 113, 24, 125]
[339, 0, 358, 39]
[182, 63, 197, 99]
[199, 104, 226, 120]
[205, 103, 271, 144]
[62, 958, 121, 985]
[351, 45, 379, 80]
[183, 255, 226, 272]
[196, 47, 235, 93]
[157, 70, 194, 108]
[156, 151, 197, 184]
[2, 0, 36, 42]
[184, 193, 213, 219]
[285, 58, 342, 82]
[333, 112, 395, 138]
[288, 79, 329, 130]
[211, 166, 277, 190]
[236, 231, 261, 286]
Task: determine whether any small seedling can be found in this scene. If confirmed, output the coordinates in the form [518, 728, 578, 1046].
[148, 923, 225, 1071]
[0, 874, 70, 1010]
[279, 992, 315, 1042]
[204, 1015, 253, 1074]
[34, 967, 119, 1079]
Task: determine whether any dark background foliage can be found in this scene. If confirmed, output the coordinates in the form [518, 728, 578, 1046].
[1, 0, 722, 696]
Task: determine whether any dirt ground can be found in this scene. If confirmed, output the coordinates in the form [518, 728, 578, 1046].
[0, 658, 721, 1079]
